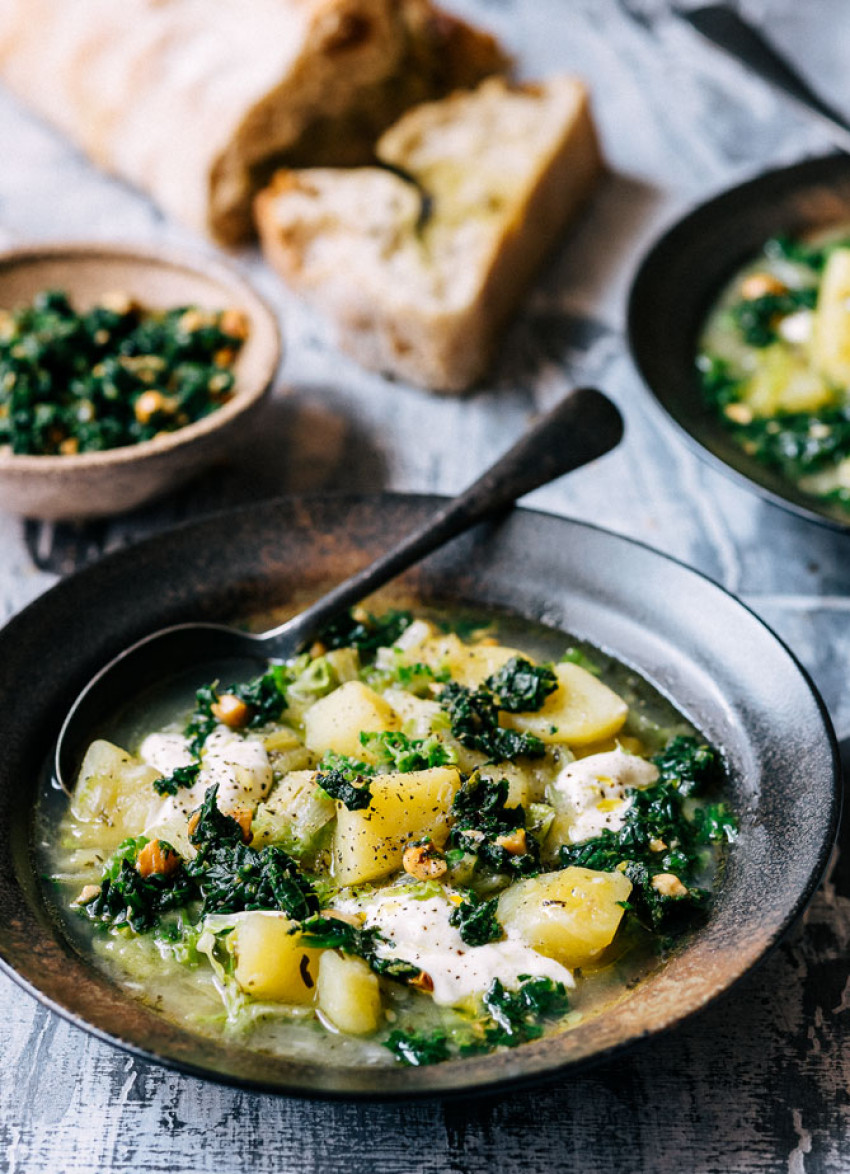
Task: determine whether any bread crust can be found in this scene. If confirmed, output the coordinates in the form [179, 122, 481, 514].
[255, 76, 602, 392]
[0, 0, 507, 243]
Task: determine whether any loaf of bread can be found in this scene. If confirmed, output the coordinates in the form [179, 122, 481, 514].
[255, 76, 601, 392]
[0, 0, 507, 244]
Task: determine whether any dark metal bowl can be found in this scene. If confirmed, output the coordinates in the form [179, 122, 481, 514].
[628, 153, 850, 531]
[0, 495, 839, 1098]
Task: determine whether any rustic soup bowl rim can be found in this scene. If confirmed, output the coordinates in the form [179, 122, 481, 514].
[0, 494, 839, 1099]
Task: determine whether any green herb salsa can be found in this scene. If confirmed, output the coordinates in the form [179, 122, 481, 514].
[0, 289, 248, 455]
[42, 606, 736, 1069]
[698, 229, 850, 509]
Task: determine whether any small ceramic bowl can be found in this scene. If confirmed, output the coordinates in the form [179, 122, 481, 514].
[0, 242, 281, 520]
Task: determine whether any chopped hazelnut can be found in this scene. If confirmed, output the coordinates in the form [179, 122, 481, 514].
[219, 308, 250, 341]
[724, 403, 754, 425]
[225, 806, 253, 844]
[179, 308, 206, 334]
[402, 841, 447, 880]
[495, 828, 527, 855]
[74, 884, 101, 905]
[137, 839, 181, 878]
[740, 272, 787, 300]
[134, 390, 173, 425]
[99, 291, 136, 316]
[652, 873, 688, 898]
[321, 909, 363, 928]
[211, 693, 251, 729]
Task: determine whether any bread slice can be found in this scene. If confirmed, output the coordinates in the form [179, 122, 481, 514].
[0, 0, 507, 244]
[255, 76, 601, 391]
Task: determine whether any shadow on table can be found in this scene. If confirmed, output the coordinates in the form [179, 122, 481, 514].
[22, 388, 389, 576]
[488, 170, 666, 394]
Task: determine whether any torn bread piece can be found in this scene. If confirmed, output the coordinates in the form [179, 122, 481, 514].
[0, 0, 507, 244]
[255, 75, 601, 392]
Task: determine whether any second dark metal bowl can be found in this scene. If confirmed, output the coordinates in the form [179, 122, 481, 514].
[628, 152, 850, 531]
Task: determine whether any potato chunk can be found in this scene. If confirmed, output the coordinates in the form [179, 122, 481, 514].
[500, 663, 627, 746]
[498, 866, 632, 967]
[317, 950, 382, 1035]
[303, 681, 399, 758]
[71, 740, 163, 850]
[405, 633, 524, 687]
[251, 770, 336, 857]
[813, 247, 850, 386]
[333, 766, 462, 886]
[232, 912, 321, 1003]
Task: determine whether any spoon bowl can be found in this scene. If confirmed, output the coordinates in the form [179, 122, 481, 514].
[54, 386, 624, 789]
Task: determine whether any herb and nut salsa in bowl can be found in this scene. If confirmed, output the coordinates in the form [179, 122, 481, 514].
[42, 603, 736, 1072]
[0, 287, 248, 456]
[0, 242, 280, 518]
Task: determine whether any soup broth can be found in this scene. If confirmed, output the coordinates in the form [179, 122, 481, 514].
[40, 605, 734, 1068]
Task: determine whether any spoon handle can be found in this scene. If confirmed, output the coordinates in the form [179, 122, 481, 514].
[682, 6, 850, 154]
[263, 386, 623, 653]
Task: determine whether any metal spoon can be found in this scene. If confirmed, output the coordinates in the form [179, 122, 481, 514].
[54, 386, 623, 791]
[680, 5, 850, 154]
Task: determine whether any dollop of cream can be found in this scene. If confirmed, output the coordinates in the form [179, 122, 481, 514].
[139, 728, 272, 825]
[552, 748, 658, 843]
[334, 889, 572, 1006]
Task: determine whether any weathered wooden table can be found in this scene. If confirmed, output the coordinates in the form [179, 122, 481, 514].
[1, 1, 848, 1170]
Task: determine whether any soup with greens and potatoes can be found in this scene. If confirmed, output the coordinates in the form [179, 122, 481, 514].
[698, 229, 850, 509]
[45, 607, 735, 1068]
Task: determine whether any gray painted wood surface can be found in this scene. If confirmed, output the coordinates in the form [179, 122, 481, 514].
[1, 1, 849, 1170]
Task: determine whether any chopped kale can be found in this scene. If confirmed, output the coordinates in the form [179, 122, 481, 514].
[80, 836, 194, 933]
[763, 233, 847, 272]
[730, 286, 817, 347]
[383, 976, 570, 1065]
[697, 354, 744, 412]
[439, 681, 546, 761]
[723, 406, 850, 480]
[384, 1028, 451, 1066]
[395, 661, 449, 693]
[365, 656, 449, 697]
[449, 893, 502, 946]
[153, 761, 200, 797]
[316, 751, 376, 780]
[315, 768, 373, 810]
[484, 656, 558, 713]
[558, 740, 736, 931]
[230, 667, 289, 725]
[0, 291, 244, 456]
[652, 735, 720, 796]
[692, 802, 738, 844]
[185, 683, 219, 756]
[480, 977, 570, 1046]
[186, 785, 319, 920]
[358, 730, 456, 773]
[318, 608, 413, 658]
[449, 775, 540, 878]
[184, 668, 289, 756]
[298, 914, 420, 982]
